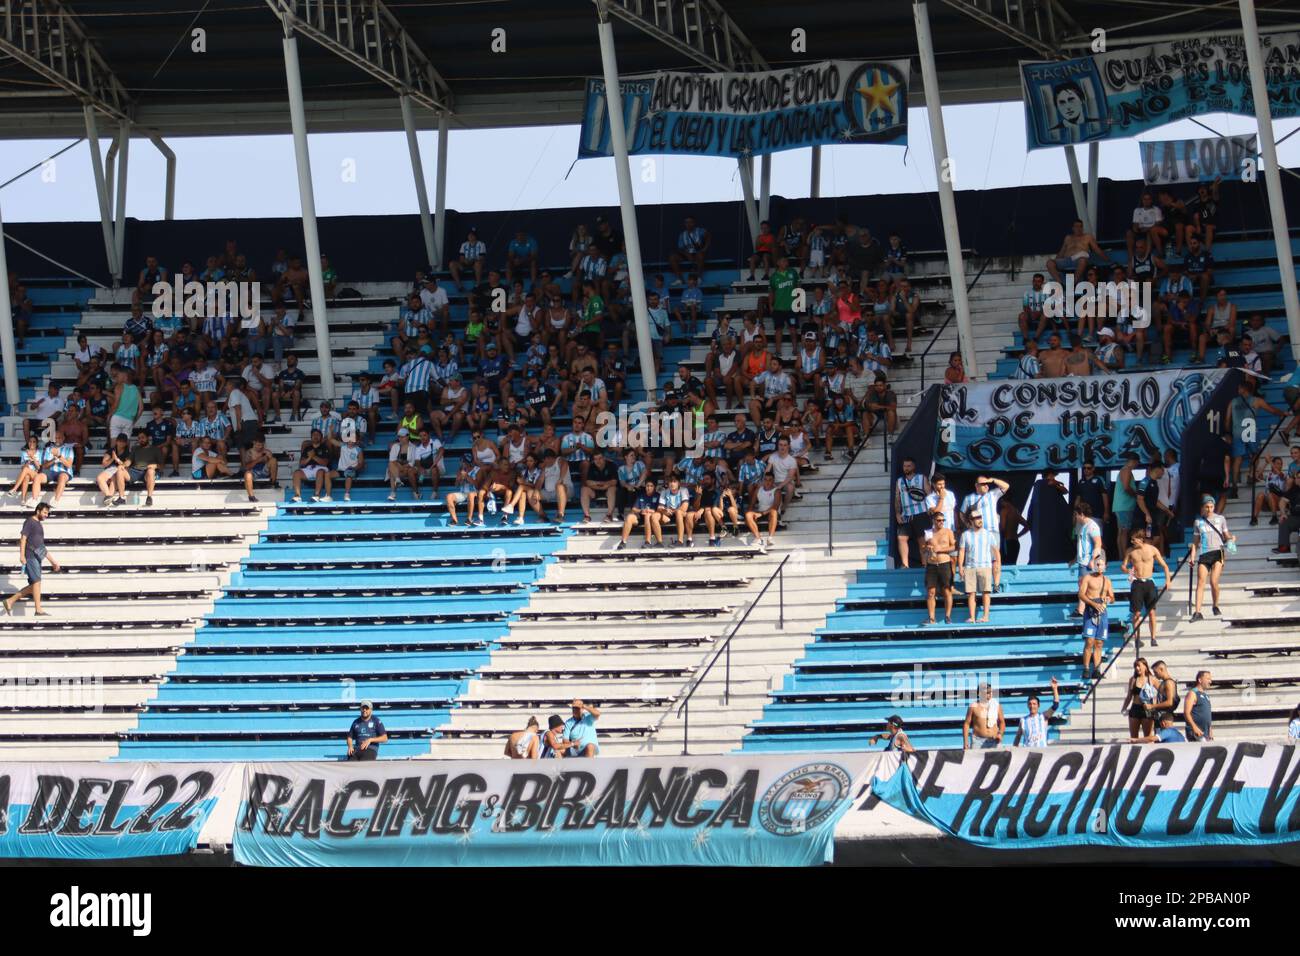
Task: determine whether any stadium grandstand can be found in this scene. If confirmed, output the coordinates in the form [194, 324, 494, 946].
[0, 0, 1298, 879]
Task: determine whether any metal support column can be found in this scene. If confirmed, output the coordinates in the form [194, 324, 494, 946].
[0, 199, 18, 413]
[150, 135, 176, 220]
[1240, 0, 1300, 362]
[810, 145, 822, 199]
[433, 111, 449, 269]
[83, 106, 117, 278]
[914, 0, 978, 377]
[112, 121, 130, 287]
[1086, 141, 1099, 237]
[400, 94, 437, 271]
[1064, 145, 1093, 235]
[758, 153, 771, 223]
[282, 32, 337, 400]
[737, 156, 760, 244]
[596, 3, 658, 400]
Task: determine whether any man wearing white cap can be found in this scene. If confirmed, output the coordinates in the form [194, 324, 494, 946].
[1095, 326, 1125, 372]
[346, 701, 388, 760]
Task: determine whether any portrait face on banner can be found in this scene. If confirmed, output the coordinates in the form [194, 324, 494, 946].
[1021, 56, 1109, 148]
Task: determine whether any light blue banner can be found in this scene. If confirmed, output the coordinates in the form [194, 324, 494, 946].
[1021, 32, 1300, 150]
[234, 755, 872, 866]
[870, 743, 1300, 849]
[936, 370, 1224, 471]
[578, 60, 908, 160]
[0, 763, 234, 860]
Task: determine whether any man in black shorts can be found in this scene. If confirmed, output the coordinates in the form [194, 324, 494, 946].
[128, 429, 163, 507]
[922, 510, 956, 624]
[1122, 528, 1170, 647]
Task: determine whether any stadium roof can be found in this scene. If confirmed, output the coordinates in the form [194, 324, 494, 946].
[1, 0, 1298, 139]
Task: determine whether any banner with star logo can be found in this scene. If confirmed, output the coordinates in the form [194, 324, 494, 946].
[578, 59, 909, 160]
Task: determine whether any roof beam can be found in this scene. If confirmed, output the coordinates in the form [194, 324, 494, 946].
[265, 0, 453, 113]
[0, 0, 131, 121]
[938, 0, 1083, 60]
[597, 0, 769, 72]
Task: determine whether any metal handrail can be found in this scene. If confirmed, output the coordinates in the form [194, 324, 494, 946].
[918, 253, 995, 390]
[827, 412, 887, 556]
[1079, 544, 1196, 744]
[678, 553, 790, 755]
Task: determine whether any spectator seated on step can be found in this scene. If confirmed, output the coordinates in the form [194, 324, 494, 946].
[292, 429, 335, 502]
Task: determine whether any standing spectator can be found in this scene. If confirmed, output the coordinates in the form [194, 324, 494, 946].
[962, 683, 1005, 750]
[923, 473, 956, 529]
[1013, 678, 1061, 747]
[1121, 657, 1159, 740]
[1184, 670, 1214, 742]
[1077, 553, 1115, 680]
[668, 217, 710, 284]
[1072, 500, 1105, 591]
[867, 715, 914, 753]
[960, 475, 1009, 535]
[1126, 191, 1167, 259]
[922, 511, 956, 625]
[1147, 660, 1181, 729]
[336, 432, 365, 502]
[562, 699, 601, 757]
[1122, 528, 1170, 647]
[956, 510, 1000, 623]
[1287, 704, 1300, 741]
[894, 457, 930, 569]
[345, 701, 387, 760]
[3, 503, 57, 616]
[1190, 495, 1233, 622]
[108, 364, 143, 442]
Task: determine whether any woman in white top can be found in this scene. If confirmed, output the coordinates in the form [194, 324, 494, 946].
[471, 433, 498, 467]
[7, 436, 47, 503]
[501, 429, 530, 465]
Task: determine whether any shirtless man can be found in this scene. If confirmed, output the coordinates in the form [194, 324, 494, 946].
[1038, 333, 1069, 378]
[1078, 553, 1115, 680]
[922, 510, 956, 624]
[1045, 219, 1107, 285]
[962, 682, 1005, 749]
[1122, 528, 1171, 647]
[504, 716, 541, 759]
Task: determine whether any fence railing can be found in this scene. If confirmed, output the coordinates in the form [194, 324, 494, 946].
[677, 553, 790, 755]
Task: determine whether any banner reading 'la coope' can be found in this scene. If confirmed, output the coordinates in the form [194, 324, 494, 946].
[578, 59, 908, 159]
[1141, 134, 1258, 185]
[870, 743, 1300, 849]
[935, 369, 1224, 471]
[1021, 31, 1300, 149]
[234, 754, 873, 867]
[0, 763, 235, 860]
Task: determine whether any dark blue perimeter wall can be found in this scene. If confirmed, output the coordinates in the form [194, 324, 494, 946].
[6, 173, 1298, 285]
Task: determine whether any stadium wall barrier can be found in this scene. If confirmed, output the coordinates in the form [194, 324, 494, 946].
[6, 175, 1294, 284]
[0, 755, 875, 866]
[1178, 368, 1243, 524]
[887, 382, 941, 563]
